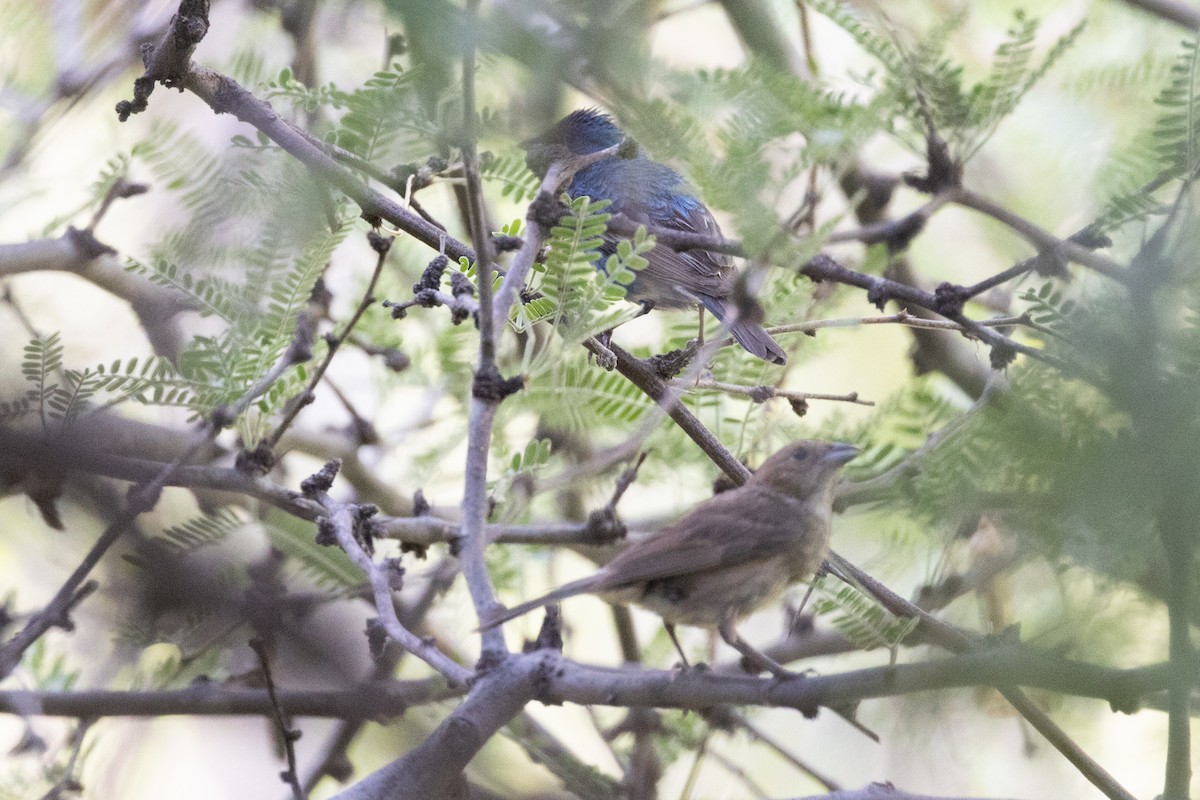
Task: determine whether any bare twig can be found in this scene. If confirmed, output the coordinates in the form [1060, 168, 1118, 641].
[766, 310, 1034, 337]
[585, 340, 752, 485]
[800, 254, 1066, 372]
[457, 0, 512, 657]
[825, 191, 954, 246]
[686, 377, 874, 407]
[114, 2, 476, 263]
[722, 710, 842, 791]
[303, 463, 471, 686]
[249, 638, 305, 800]
[0, 680, 456, 717]
[38, 717, 94, 799]
[707, 747, 771, 798]
[266, 231, 391, 451]
[300, 559, 460, 793]
[951, 187, 1126, 282]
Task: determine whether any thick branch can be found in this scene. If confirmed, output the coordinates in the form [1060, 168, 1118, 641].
[331, 655, 540, 800]
[0, 232, 190, 358]
[1114, 0, 1200, 29]
[587, 340, 752, 485]
[3, 651, 1169, 723]
[0, 680, 454, 718]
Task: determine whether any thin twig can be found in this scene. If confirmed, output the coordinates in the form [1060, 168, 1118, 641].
[707, 747, 770, 798]
[686, 377, 874, 407]
[266, 231, 391, 451]
[766, 310, 1029, 336]
[825, 191, 954, 246]
[117, 11, 479, 264]
[249, 638, 305, 800]
[39, 718, 94, 799]
[585, 340, 752, 485]
[952, 187, 1126, 282]
[300, 558, 459, 793]
[725, 710, 842, 791]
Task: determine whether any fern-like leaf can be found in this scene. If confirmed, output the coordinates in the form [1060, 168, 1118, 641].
[1090, 37, 1200, 233]
[156, 508, 245, 555]
[22, 332, 63, 431]
[813, 578, 919, 661]
[481, 153, 541, 204]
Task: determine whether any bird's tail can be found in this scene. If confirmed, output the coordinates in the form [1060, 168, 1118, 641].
[700, 296, 787, 365]
[477, 577, 597, 630]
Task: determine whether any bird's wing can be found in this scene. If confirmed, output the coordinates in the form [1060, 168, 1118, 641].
[617, 197, 734, 301]
[656, 195, 732, 278]
[635, 242, 734, 302]
[570, 158, 735, 299]
[592, 487, 802, 590]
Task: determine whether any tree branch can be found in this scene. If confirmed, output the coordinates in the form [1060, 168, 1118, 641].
[0, 680, 455, 718]
[303, 463, 472, 687]
[1114, 0, 1200, 29]
[115, 3, 476, 262]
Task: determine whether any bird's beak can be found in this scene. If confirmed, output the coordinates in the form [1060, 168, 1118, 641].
[823, 443, 859, 465]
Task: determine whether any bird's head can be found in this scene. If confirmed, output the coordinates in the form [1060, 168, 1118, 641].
[750, 440, 859, 500]
[521, 108, 624, 178]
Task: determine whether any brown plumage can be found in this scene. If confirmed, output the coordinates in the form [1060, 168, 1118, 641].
[481, 440, 858, 675]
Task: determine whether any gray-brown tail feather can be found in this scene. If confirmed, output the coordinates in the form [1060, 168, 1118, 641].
[477, 577, 596, 630]
[701, 296, 787, 365]
[727, 319, 786, 364]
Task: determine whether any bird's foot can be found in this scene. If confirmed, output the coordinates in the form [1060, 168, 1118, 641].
[669, 660, 709, 680]
[738, 654, 799, 679]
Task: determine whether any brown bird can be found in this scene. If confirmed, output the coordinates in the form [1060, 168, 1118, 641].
[481, 440, 858, 675]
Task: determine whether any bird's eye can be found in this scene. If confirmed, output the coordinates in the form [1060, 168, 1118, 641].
[792, 449, 810, 461]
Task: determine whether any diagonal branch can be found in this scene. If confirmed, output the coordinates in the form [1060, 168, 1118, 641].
[115, 1, 476, 262]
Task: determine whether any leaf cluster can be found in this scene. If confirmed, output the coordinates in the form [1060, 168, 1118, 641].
[810, 2, 1085, 165]
[1090, 37, 1200, 233]
[813, 576, 919, 663]
[6, 332, 197, 430]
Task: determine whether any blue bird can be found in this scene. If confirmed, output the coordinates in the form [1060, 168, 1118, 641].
[522, 109, 787, 365]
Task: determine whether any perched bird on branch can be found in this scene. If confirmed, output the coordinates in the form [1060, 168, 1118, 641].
[481, 440, 857, 675]
[522, 108, 788, 365]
